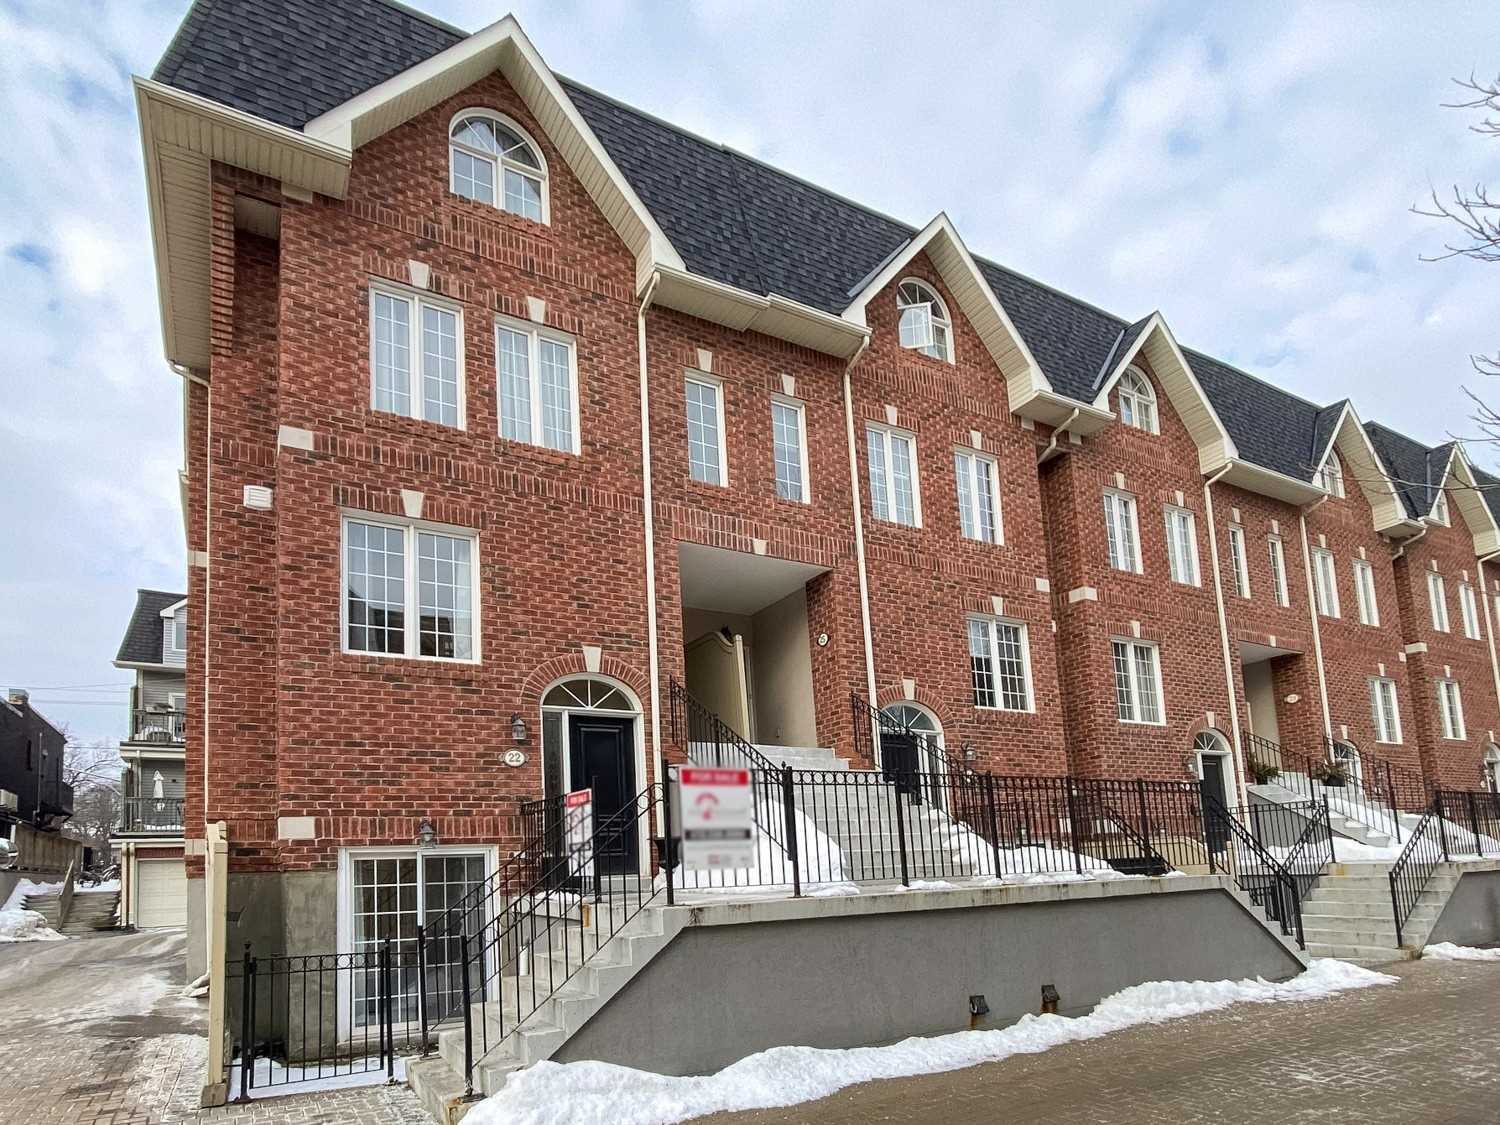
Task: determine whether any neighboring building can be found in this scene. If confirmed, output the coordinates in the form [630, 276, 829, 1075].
[0, 689, 73, 872]
[110, 589, 188, 929]
[133, 0, 1500, 974]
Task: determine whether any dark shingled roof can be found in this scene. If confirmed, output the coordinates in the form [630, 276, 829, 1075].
[153, 0, 1462, 496]
[1364, 423, 1455, 520]
[116, 589, 187, 665]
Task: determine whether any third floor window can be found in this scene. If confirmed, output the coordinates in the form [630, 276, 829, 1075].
[1164, 506, 1200, 587]
[1353, 559, 1379, 627]
[1459, 582, 1481, 639]
[685, 374, 728, 486]
[1267, 535, 1290, 607]
[954, 449, 1001, 544]
[497, 319, 578, 454]
[1428, 572, 1450, 633]
[771, 397, 809, 502]
[867, 424, 920, 527]
[1103, 489, 1141, 573]
[370, 284, 463, 429]
[1313, 549, 1340, 618]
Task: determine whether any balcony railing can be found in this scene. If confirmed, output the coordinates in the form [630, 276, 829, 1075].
[128, 708, 186, 745]
[119, 796, 185, 833]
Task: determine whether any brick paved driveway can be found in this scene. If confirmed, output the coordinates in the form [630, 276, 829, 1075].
[702, 957, 1500, 1125]
[0, 930, 425, 1125]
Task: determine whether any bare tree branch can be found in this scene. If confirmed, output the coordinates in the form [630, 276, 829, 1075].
[1442, 71, 1500, 135]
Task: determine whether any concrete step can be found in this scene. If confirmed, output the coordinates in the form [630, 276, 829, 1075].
[1303, 924, 1400, 947]
[1303, 899, 1441, 922]
[1304, 941, 1414, 965]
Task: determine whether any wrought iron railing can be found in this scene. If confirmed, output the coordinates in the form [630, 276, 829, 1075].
[119, 796, 186, 833]
[850, 693, 965, 779]
[1231, 800, 1334, 904]
[1388, 803, 1447, 948]
[1244, 732, 1405, 842]
[1434, 789, 1500, 856]
[128, 708, 186, 744]
[1203, 796, 1307, 947]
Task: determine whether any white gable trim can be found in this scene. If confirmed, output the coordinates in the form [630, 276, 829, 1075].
[157, 598, 188, 618]
[842, 213, 1048, 397]
[302, 16, 683, 290]
[1320, 404, 1410, 533]
[1438, 445, 1500, 553]
[1092, 313, 1238, 473]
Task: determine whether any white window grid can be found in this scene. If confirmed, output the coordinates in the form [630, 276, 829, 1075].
[771, 397, 809, 503]
[968, 616, 1033, 711]
[1353, 560, 1379, 627]
[1428, 572, 1450, 633]
[1438, 679, 1466, 740]
[1459, 583, 1481, 639]
[448, 111, 548, 223]
[684, 374, 728, 486]
[1117, 368, 1157, 434]
[496, 316, 578, 454]
[1112, 639, 1164, 725]
[1318, 451, 1346, 498]
[369, 283, 465, 429]
[1163, 506, 1199, 586]
[896, 279, 952, 362]
[1228, 525, 1250, 599]
[1268, 536, 1289, 607]
[954, 449, 1002, 544]
[343, 515, 479, 662]
[1103, 490, 1142, 573]
[1432, 492, 1450, 525]
[867, 424, 921, 527]
[1313, 549, 1341, 618]
[1368, 677, 1402, 745]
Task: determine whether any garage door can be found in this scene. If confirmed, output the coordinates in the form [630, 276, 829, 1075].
[136, 859, 186, 929]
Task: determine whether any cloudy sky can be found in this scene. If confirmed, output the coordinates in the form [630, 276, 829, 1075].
[1, 0, 1497, 745]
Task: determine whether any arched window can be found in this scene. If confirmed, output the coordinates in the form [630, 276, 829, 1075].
[542, 676, 636, 713]
[449, 111, 547, 223]
[1432, 491, 1450, 525]
[896, 280, 953, 362]
[1318, 451, 1346, 498]
[1483, 744, 1499, 792]
[1117, 367, 1157, 433]
[880, 702, 941, 739]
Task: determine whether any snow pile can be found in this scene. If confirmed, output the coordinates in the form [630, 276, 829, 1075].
[0, 908, 65, 943]
[2, 879, 61, 912]
[1330, 837, 1403, 862]
[1424, 942, 1500, 961]
[806, 882, 859, 898]
[466, 960, 1393, 1125]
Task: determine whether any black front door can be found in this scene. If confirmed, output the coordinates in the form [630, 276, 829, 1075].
[1200, 754, 1231, 854]
[882, 731, 922, 800]
[568, 715, 637, 874]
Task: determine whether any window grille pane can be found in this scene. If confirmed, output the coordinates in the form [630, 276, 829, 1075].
[890, 434, 916, 525]
[346, 521, 405, 654]
[504, 168, 544, 221]
[1112, 641, 1134, 720]
[772, 401, 804, 501]
[421, 304, 460, 427]
[499, 328, 533, 442]
[372, 293, 412, 416]
[954, 452, 975, 539]
[899, 303, 933, 349]
[686, 380, 722, 484]
[418, 532, 473, 659]
[1133, 645, 1161, 723]
[867, 428, 889, 521]
[538, 338, 573, 452]
[451, 148, 495, 204]
[968, 619, 996, 708]
[994, 622, 1030, 710]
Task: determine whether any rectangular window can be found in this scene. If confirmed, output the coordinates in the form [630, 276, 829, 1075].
[967, 617, 1032, 711]
[1112, 639, 1164, 725]
[867, 424, 920, 527]
[685, 375, 727, 486]
[1268, 536, 1289, 607]
[1459, 583, 1480, 639]
[344, 517, 477, 661]
[954, 449, 1002, 544]
[770, 398, 809, 502]
[1353, 560, 1380, 627]
[370, 285, 463, 428]
[1428, 572, 1449, 633]
[497, 319, 577, 453]
[1313, 549, 1340, 618]
[1164, 507, 1200, 586]
[173, 609, 187, 652]
[1103, 490, 1141, 573]
[1228, 525, 1250, 599]
[1368, 677, 1402, 745]
[1438, 679, 1466, 740]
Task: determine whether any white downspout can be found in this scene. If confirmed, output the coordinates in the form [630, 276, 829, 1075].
[841, 338, 878, 746]
[1037, 408, 1080, 465]
[636, 273, 664, 809]
[1298, 495, 1333, 748]
[1202, 464, 1248, 807]
[1476, 548, 1500, 747]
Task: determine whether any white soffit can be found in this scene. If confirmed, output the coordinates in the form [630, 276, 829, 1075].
[1442, 446, 1500, 554]
[1328, 405, 1409, 532]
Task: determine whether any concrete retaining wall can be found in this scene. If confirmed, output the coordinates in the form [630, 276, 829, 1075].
[556, 878, 1303, 1076]
[1426, 864, 1500, 948]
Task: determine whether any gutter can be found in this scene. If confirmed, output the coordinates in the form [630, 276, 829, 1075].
[1297, 494, 1334, 747]
[1201, 464, 1248, 807]
[636, 273, 665, 819]
[1392, 525, 1427, 560]
[1036, 408, 1080, 465]
[841, 338, 878, 745]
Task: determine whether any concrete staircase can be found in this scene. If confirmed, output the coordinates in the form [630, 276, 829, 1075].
[21, 888, 121, 935]
[1249, 775, 1398, 848]
[1300, 860, 1458, 964]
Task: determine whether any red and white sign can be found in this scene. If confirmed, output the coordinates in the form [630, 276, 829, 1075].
[678, 767, 755, 870]
[564, 788, 594, 878]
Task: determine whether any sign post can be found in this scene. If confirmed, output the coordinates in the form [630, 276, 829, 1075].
[678, 768, 755, 870]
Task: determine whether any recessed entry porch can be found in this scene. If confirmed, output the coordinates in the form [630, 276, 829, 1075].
[677, 542, 828, 750]
[1239, 640, 1306, 750]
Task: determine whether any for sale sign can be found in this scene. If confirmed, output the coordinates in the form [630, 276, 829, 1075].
[678, 767, 755, 870]
[564, 788, 593, 878]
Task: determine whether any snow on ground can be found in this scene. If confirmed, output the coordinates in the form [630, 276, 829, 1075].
[1424, 942, 1500, 961]
[0, 908, 65, 943]
[2, 878, 61, 911]
[465, 959, 1394, 1125]
[1331, 837, 1404, 862]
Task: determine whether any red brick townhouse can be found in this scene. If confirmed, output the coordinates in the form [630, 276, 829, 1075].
[135, 0, 1500, 971]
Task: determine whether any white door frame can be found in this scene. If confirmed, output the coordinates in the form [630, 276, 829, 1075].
[1194, 731, 1234, 808]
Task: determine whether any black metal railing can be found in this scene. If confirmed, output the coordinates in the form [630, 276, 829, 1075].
[1349, 742, 1431, 814]
[1245, 733, 1405, 843]
[1203, 796, 1306, 947]
[119, 796, 185, 833]
[1230, 800, 1334, 904]
[1388, 803, 1447, 948]
[229, 942, 404, 1102]
[850, 694, 965, 780]
[1434, 789, 1500, 856]
[128, 708, 185, 744]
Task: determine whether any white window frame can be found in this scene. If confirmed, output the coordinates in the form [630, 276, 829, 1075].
[896, 278, 953, 363]
[1103, 489, 1142, 573]
[1428, 571, 1450, 633]
[1313, 549, 1341, 619]
[1368, 677, 1402, 745]
[369, 281, 466, 429]
[1459, 582, 1481, 639]
[954, 448, 1003, 545]
[770, 395, 810, 503]
[1438, 678, 1466, 740]
[967, 616, 1034, 712]
[160, 599, 188, 666]
[1432, 492, 1450, 525]
[1267, 535, 1290, 607]
[1112, 638, 1166, 725]
[1226, 525, 1250, 599]
[448, 109, 550, 223]
[340, 513, 481, 664]
[1164, 506, 1200, 587]
[494, 314, 579, 454]
[1353, 559, 1380, 627]
[1116, 367, 1158, 434]
[866, 423, 922, 527]
[683, 372, 729, 487]
[1318, 450, 1346, 498]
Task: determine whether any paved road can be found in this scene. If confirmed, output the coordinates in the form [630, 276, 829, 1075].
[701, 957, 1500, 1125]
[0, 930, 424, 1125]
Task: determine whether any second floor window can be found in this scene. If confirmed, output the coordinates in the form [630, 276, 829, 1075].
[1268, 535, 1289, 607]
[1353, 560, 1379, 627]
[1228, 525, 1250, 599]
[344, 517, 477, 662]
[954, 450, 1002, 544]
[1460, 583, 1481, 639]
[1112, 639, 1164, 724]
[449, 112, 547, 222]
[1438, 678, 1466, 740]
[1428, 572, 1449, 633]
[968, 617, 1032, 711]
[1369, 677, 1402, 744]
[1164, 506, 1200, 586]
[1103, 490, 1141, 573]
[685, 375, 727, 486]
[497, 320, 577, 453]
[1313, 549, 1340, 618]
[867, 424, 920, 526]
[771, 398, 809, 502]
[370, 286, 463, 428]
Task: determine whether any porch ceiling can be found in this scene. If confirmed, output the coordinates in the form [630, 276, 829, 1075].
[677, 543, 828, 615]
[1239, 640, 1303, 665]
